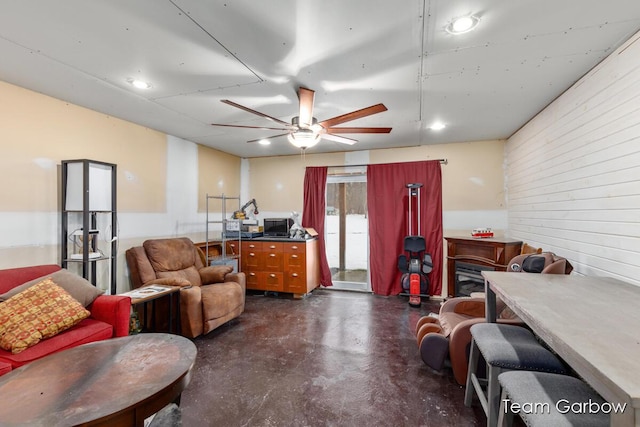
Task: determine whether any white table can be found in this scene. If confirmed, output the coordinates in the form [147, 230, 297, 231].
[482, 271, 640, 427]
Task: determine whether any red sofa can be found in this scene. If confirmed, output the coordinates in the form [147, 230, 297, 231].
[0, 264, 131, 375]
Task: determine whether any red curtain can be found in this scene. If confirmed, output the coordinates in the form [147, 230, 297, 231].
[367, 161, 443, 296]
[302, 166, 333, 287]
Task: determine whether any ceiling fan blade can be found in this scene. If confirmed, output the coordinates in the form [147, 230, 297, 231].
[211, 123, 290, 131]
[321, 133, 358, 145]
[325, 127, 392, 134]
[246, 133, 289, 143]
[298, 87, 315, 127]
[221, 99, 291, 127]
[318, 103, 388, 128]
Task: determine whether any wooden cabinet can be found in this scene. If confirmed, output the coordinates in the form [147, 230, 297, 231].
[241, 239, 320, 297]
[283, 242, 309, 295]
[445, 236, 522, 298]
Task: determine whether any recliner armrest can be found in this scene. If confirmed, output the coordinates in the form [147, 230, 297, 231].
[449, 316, 486, 385]
[224, 272, 246, 291]
[199, 265, 233, 285]
[143, 277, 192, 288]
[440, 297, 486, 316]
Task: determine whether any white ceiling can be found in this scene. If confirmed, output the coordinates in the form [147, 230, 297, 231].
[1, 1, 640, 158]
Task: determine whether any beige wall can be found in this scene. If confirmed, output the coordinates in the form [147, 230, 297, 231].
[369, 141, 505, 211]
[248, 140, 506, 215]
[0, 81, 241, 293]
[0, 81, 167, 213]
[249, 152, 346, 211]
[197, 145, 241, 212]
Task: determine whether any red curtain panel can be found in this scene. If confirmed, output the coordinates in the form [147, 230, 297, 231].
[302, 166, 333, 287]
[367, 161, 443, 296]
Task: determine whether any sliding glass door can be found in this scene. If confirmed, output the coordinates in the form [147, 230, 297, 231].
[325, 174, 370, 291]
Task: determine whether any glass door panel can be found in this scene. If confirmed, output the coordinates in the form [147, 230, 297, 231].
[326, 174, 370, 291]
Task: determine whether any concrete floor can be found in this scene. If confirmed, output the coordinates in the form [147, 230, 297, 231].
[180, 289, 486, 426]
[330, 268, 368, 284]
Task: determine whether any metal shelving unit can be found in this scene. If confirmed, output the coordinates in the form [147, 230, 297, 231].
[206, 193, 241, 271]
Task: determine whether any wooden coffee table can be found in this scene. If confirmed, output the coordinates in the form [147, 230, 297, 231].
[0, 333, 196, 426]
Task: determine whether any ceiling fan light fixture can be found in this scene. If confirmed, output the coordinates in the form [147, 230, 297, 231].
[212, 87, 390, 150]
[446, 15, 479, 35]
[287, 129, 320, 149]
[291, 116, 319, 129]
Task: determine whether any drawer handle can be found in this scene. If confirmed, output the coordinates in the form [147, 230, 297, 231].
[249, 252, 255, 256]
[292, 273, 298, 277]
[249, 272, 256, 276]
[291, 254, 298, 259]
[292, 245, 298, 250]
[269, 274, 276, 278]
[269, 245, 276, 249]
[270, 254, 276, 257]
[249, 244, 256, 248]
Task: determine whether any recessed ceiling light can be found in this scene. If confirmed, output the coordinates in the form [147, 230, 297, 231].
[446, 15, 480, 35]
[258, 139, 271, 146]
[429, 121, 446, 131]
[126, 78, 152, 89]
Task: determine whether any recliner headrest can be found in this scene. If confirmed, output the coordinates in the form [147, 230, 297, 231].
[143, 237, 197, 272]
[507, 252, 573, 275]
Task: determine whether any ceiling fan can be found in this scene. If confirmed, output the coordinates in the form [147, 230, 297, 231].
[211, 87, 391, 149]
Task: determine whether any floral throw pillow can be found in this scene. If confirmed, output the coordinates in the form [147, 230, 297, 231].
[0, 278, 90, 354]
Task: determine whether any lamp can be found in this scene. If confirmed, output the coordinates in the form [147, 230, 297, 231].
[64, 160, 114, 211]
[287, 129, 321, 149]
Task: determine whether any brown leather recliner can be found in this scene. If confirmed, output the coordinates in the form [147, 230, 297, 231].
[416, 252, 572, 385]
[126, 237, 245, 338]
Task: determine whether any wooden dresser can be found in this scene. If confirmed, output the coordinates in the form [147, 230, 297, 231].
[241, 238, 320, 298]
[444, 236, 522, 297]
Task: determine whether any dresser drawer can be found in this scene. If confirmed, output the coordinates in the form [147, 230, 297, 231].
[263, 242, 283, 252]
[242, 248, 262, 270]
[226, 240, 241, 255]
[245, 270, 260, 288]
[263, 249, 284, 271]
[285, 268, 307, 294]
[242, 241, 261, 252]
[263, 272, 284, 291]
[284, 242, 305, 253]
[285, 251, 306, 269]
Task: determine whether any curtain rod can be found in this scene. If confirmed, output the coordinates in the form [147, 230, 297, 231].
[324, 159, 448, 168]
